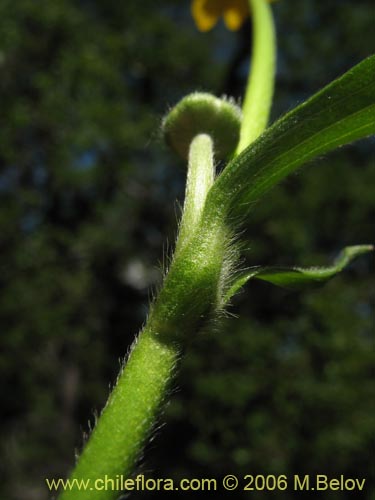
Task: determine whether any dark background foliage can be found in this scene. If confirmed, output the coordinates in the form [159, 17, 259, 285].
[0, 1, 373, 499]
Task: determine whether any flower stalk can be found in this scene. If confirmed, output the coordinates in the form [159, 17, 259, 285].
[176, 134, 214, 253]
[236, 0, 276, 153]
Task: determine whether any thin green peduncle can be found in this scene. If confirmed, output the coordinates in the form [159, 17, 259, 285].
[236, 0, 276, 154]
[176, 133, 214, 253]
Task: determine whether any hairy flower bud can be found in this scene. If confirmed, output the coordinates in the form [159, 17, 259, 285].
[162, 92, 242, 160]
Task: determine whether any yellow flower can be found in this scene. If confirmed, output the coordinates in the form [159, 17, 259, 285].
[191, 0, 276, 32]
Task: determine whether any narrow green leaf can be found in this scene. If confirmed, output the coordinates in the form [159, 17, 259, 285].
[206, 56, 375, 221]
[225, 245, 374, 301]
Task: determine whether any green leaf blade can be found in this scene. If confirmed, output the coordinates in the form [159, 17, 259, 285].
[206, 56, 375, 221]
[225, 245, 374, 301]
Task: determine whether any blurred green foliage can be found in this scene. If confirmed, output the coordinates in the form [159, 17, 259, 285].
[0, 1, 373, 499]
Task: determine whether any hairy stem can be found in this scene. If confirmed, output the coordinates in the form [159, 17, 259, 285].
[59, 328, 180, 500]
[176, 133, 214, 253]
[59, 133, 221, 500]
[236, 0, 276, 154]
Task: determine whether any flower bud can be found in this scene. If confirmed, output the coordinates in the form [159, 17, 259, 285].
[163, 92, 242, 160]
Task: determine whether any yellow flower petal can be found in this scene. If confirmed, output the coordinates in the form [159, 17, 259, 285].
[192, 0, 278, 32]
[223, 0, 249, 31]
[191, 0, 221, 32]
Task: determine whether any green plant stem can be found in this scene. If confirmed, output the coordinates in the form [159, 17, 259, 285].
[176, 133, 214, 253]
[59, 329, 180, 500]
[236, 0, 276, 154]
[59, 133, 220, 500]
